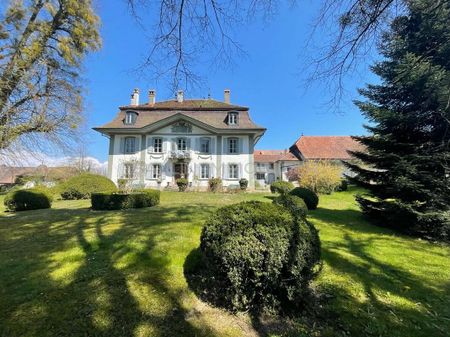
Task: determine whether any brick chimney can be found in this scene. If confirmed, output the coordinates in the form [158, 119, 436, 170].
[224, 89, 231, 104]
[130, 88, 140, 106]
[148, 89, 156, 105]
[177, 90, 184, 103]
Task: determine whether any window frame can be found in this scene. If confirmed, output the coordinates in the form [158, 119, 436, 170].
[124, 162, 135, 179]
[124, 111, 137, 125]
[256, 172, 265, 180]
[152, 164, 162, 179]
[124, 137, 136, 154]
[177, 137, 187, 151]
[228, 163, 239, 179]
[153, 137, 163, 153]
[200, 164, 210, 179]
[228, 137, 238, 154]
[200, 137, 210, 154]
[228, 112, 238, 125]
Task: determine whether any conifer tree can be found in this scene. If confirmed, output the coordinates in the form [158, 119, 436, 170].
[347, 0, 450, 241]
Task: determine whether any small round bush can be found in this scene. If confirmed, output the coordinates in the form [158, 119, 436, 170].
[290, 187, 319, 210]
[273, 195, 308, 219]
[199, 201, 321, 312]
[60, 173, 117, 200]
[270, 181, 294, 194]
[239, 178, 248, 191]
[4, 187, 53, 211]
[208, 177, 222, 192]
[337, 179, 348, 192]
[176, 178, 189, 192]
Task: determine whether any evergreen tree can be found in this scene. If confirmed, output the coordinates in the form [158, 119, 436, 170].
[347, 0, 450, 241]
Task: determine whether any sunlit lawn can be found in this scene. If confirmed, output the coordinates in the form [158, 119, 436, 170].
[0, 188, 449, 337]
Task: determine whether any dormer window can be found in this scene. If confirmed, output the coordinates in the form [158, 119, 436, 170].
[124, 111, 137, 125]
[228, 112, 238, 125]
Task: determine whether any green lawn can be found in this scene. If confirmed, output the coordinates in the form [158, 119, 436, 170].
[0, 189, 449, 337]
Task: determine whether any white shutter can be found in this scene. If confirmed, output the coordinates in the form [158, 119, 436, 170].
[239, 163, 243, 179]
[120, 137, 125, 153]
[145, 164, 152, 179]
[171, 138, 177, 151]
[222, 163, 228, 179]
[195, 138, 200, 152]
[162, 138, 168, 152]
[223, 138, 228, 155]
[186, 138, 191, 150]
[147, 137, 153, 153]
[210, 137, 215, 154]
[238, 138, 243, 154]
[162, 162, 167, 179]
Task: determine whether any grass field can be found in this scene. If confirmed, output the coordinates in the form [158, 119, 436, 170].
[0, 189, 449, 337]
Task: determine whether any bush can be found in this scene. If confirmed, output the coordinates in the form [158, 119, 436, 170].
[297, 161, 343, 194]
[290, 187, 319, 210]
[208, 178, 222, 192]
[60, 173, 117, 200]
[91, 189, 160, 210]
[270, 181, 294, 194]
[239, 178, 248, 191]
[273, 195, 308, 219]
[4, 187, 53, 211]
[199, 201, 321, 312]
[176, 178, 189, 192]
[337, 179, 348, 192]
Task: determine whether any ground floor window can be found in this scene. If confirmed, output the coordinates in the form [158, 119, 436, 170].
[256, 172, 265, 180]
[229, 164, 239, 179]
[152, 164, 161, 179]
[124, 163, 135, 179]
[200, 164, 210, 179]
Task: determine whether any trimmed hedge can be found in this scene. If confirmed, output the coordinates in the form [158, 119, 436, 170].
[91, 189, 160, 210]
[60, 173, 117, 200]
[199, 201, 321, 312]
[270, 181, 294, 194]
[290, 187, 319, 210]
[273, 194, 308, 219]
[4, 187, 53, 211]
[239, 178, 248, 191]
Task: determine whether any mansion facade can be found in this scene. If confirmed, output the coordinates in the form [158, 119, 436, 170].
[94, 89, 266, 189]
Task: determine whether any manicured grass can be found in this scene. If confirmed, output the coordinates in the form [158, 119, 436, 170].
[0, 189, 449, 337]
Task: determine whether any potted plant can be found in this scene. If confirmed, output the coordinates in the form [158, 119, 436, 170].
[239, 178, 248, 191]
[176, 178, 189, 192]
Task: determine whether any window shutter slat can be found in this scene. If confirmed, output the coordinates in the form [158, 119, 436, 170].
[195, 138, 200, 152]
[210, 137, 215, 154]
[239, 138, 243, 154]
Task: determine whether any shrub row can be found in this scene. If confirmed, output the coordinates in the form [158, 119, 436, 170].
[4, 187, 53, 212]
[91, 189, 160, 210]
[198, 201, 321, 312]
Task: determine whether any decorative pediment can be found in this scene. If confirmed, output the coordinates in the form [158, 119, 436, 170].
[171, 121, 192, 133]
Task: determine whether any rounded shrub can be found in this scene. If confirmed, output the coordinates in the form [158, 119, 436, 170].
[176, 178, 189, 192]
[199, 201, 321, 312]
[273, 194, 308, 219]
[239, 178, 248, 191]
[4, 187, 53, 211]
[60, 173, 117, 200]
[270, 181, 294, 194]
[290, 187, 319, 210]
[337, 179, 348, 192]
[208, 177, 222, 192]
[91, 189, 160, 210]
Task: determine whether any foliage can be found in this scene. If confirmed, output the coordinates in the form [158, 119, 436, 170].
[238, 178, 248, 191]
[176, 178, 189, 192]
[285, 167, 300, 182]
[297, 161, 343, 194]
[270, 181, 294, 194]
[208, 177, 222, 192]
[4, 187, 52, 211]
[290, 187, 319, 210]
[273, 194, 308, 219]
[0, 0, 101, 150]
[91, 189, 160, 210]
[199, 201, 321, 312]
[60, 173, 117, 200]
[337, 179, 348, 192]
[347, 0, 450, 241]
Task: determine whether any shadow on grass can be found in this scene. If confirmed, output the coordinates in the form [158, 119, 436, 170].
[0, 204, 218, 337]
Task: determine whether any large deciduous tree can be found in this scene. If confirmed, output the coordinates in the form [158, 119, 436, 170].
[347, 0, 450, 241]
[0, 0, 100, 151]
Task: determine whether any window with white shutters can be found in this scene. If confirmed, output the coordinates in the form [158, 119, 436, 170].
[124, 137, 136, 154]
[200, 164, 210, 179]
[229, 164, 239, 179]
[153, 138, 162, 153]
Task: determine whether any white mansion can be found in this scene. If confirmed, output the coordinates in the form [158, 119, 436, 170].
[94, 89, 266, 189]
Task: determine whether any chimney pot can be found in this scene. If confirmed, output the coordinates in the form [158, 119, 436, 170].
[224, 89, 231, 104]
[130, 88, 140, 106]
[148, 89, 156, 105]
[177, 90, 184, 103]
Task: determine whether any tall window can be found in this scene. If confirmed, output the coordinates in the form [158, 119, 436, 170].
[228, 112, 238, 125]
[153, 138, 162, 153]
[200, 138, 210, 154]
[228, 138, 238, 154]
[152, 164, 161, 179]
[256, 173, 265, 180]
[124, 137, 136, 154]
[177, 138, 187, 151]
[200, 164, 210, 179]
[124, 163, 135, 179]
[229, 164, 238, 179]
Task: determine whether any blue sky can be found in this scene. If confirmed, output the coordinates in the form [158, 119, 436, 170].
[83, 1, 374, 162]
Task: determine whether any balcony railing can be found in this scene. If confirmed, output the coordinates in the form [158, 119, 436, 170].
[168, 150, 191, 159]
